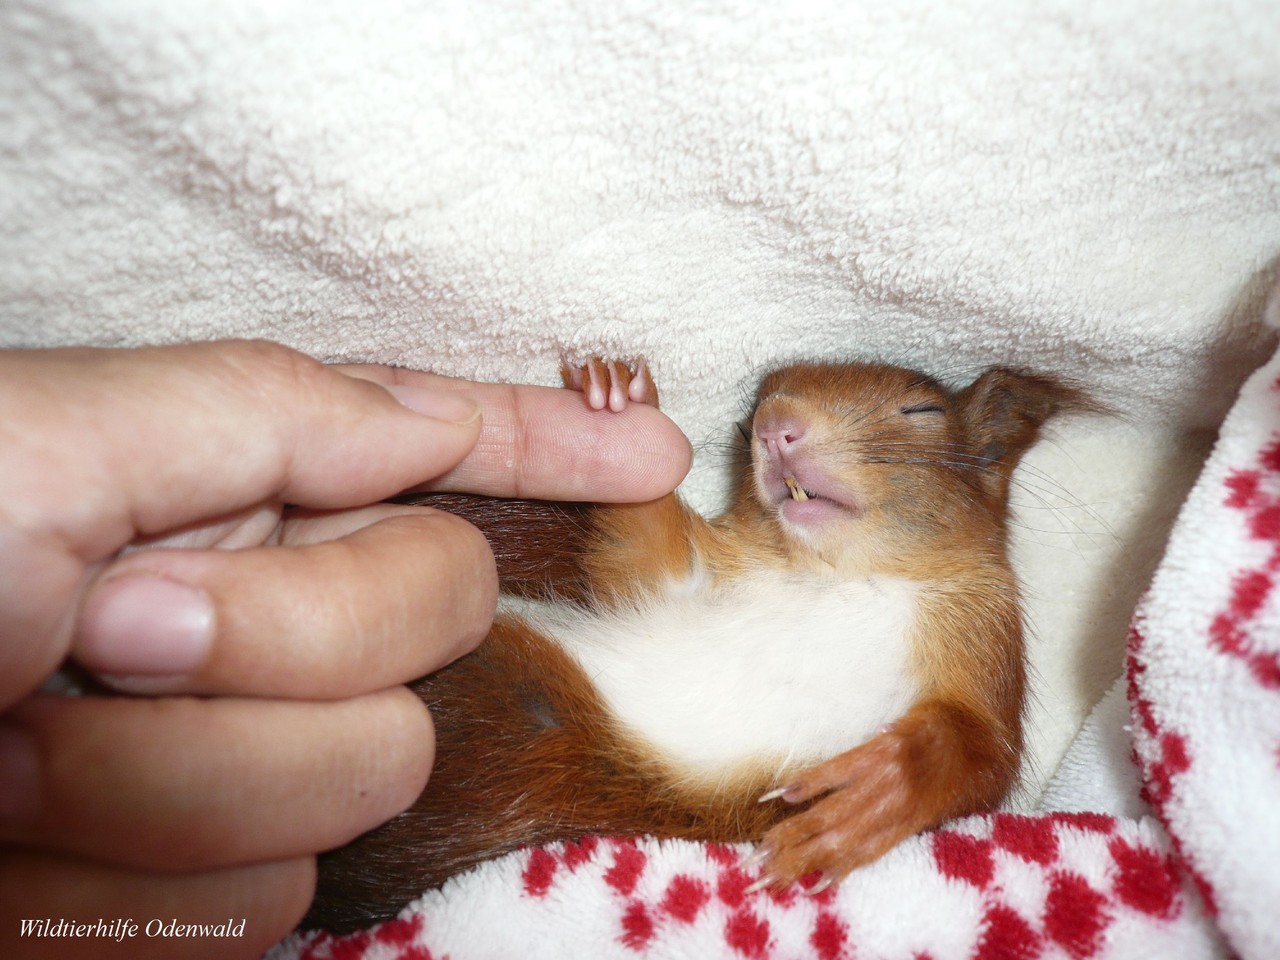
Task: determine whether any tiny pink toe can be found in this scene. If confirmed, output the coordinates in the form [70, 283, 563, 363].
[628, 359, 650, 402]
[608, 362, 627, 411]
[586, 362, 607, 410]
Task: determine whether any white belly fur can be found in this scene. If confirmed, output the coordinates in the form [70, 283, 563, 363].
[512, 569, 921, 785]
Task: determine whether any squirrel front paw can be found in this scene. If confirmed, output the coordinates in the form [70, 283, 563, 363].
[748, 726, 923, 894]
[562, 357, 659, 411]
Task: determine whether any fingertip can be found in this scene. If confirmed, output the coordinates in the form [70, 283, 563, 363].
[342, 688, 436, 835]
[267, 856, 321, 943]
[382, 685, 437, 807]
[670, 415, 696, 481]
[615, 405, 694, 501]
[404, 509, 497, 663]
[397, 377, 694, 502]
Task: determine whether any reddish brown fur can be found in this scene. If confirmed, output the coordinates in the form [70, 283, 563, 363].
[305, 358, 1087, 932]
[386, 493, 595, 602]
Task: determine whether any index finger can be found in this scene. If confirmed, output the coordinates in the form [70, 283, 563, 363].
[336, 365, 693, 502]
[0, 341, 484, 562]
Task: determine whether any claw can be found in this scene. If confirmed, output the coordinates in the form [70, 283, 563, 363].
[803, 874, 834, 896]
[757, 787, 789, 804]
[743, 874, 774, 896]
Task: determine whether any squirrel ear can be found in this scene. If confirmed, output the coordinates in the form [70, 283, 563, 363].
[955, 368, 1094, 499]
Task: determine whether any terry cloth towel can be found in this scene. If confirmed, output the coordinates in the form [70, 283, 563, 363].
[2, 1, 1279, 958]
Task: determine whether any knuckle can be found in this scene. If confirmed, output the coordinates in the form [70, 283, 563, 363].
[505, 383, 537, 499]
[213, 339, 329, 405]
[223, 337, 310, 376]
[769, 819, 801, 846]
[815, 831, 845, 856]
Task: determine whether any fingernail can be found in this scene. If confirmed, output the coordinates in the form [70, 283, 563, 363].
[384, 385, 481, 425]
[78, 576, 214, 677]
[0, 722, 40, 821]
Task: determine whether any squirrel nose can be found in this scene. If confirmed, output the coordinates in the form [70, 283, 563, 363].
[754, 416, 808, 455]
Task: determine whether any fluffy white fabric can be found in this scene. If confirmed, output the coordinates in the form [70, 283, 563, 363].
[3, 1, 1279, 956]
[1036, 677, 1148, 820]
[1127, 322, 1280, 960]
[275, 822, 1228, 960]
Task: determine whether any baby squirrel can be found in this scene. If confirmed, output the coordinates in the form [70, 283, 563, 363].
[306, 357, 1086, 932]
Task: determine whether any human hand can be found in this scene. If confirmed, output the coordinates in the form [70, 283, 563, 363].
[0, 340, 691, 958]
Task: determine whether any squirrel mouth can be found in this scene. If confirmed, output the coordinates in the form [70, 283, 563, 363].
[776, 473, 859, 525]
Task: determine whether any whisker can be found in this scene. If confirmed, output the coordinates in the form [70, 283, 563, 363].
[851, 444, 1114, 546]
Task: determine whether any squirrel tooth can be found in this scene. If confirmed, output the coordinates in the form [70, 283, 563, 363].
[784, 477, 809, 502]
